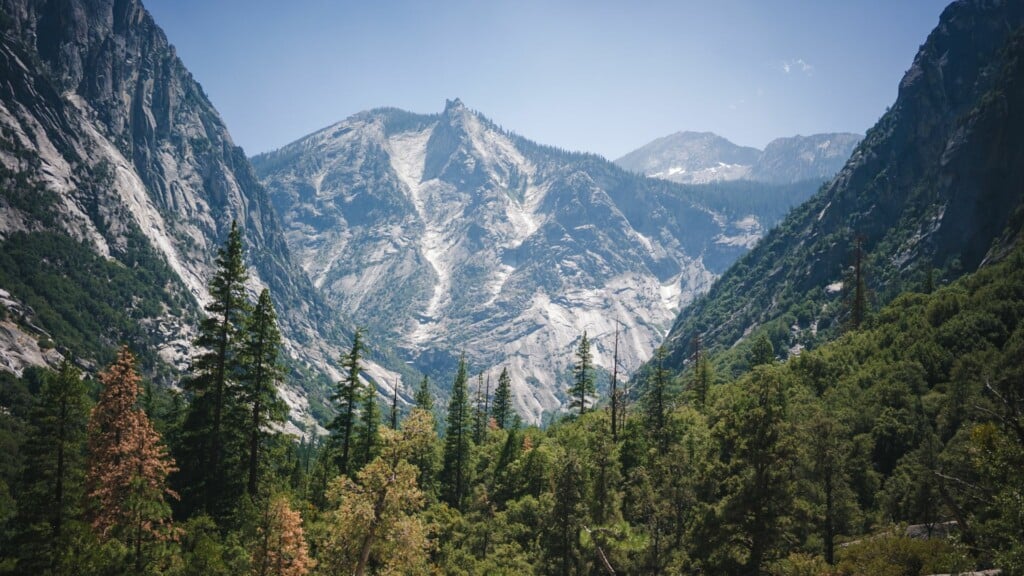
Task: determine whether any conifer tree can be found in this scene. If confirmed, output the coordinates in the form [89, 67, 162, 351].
[414, 375, 433, 412]
[86, 347, 177, 574]
[252, 494, 313, 576]
[441, 356, 472, 511]
[330, 328, 365, 476]
[241, 289, 287, 497]
[644, 346, 672, 450]
[712, 366, 796, 574]
[691, 335, 711, 408]
[472, 373, 489, 444]
[180, 220, 251, 516]
[543, 455, 585, 575]
[569, 331, 595, 416]
[354, 386, 381, 473]
[390, 380, 400, 429]
[610, 323, 621, 441]
[491, 367, 513, 430]
[16, 361, 90, 571]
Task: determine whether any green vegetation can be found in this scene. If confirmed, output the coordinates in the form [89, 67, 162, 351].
[0, 221, 1021, 574]
[0, 232, 190, 369]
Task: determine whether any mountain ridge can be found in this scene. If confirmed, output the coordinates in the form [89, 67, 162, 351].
[615, 130, 862, 185]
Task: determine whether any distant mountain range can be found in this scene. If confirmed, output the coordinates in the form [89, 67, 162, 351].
[615, 131, 861, 185]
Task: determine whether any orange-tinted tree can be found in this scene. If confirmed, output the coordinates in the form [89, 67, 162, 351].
[86, 346, 178, 574]
[252, 494, 313, 576]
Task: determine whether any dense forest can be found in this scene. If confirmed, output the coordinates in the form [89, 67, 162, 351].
[0, 225, 1022, 575]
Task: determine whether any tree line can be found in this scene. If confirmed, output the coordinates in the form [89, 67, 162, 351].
[0, 225, 1022, 575]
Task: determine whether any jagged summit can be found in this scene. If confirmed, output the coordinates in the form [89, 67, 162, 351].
[444, 97, 466, 112]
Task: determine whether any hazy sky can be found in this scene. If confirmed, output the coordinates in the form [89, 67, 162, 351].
[145, 0, 950, 160]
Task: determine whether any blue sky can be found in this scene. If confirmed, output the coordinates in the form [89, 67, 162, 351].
[145, 0, 950, 160]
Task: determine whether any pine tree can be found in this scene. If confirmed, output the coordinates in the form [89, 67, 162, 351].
[644, 346, 672, 451]
[543, 455, 585, 575]
[16, 361, 90, 571]
[354, 385, 381, 473]
[845, 235, 869, 330]
[472, 373, 488, 444]
[179, 220, 251, 516]
[569, 331, 595, 416]
[712, 366, 796, 574]
[86, 347, 177, 574]
[691, 335, 711, 408]
[441, 356, 472, 511]
[241, 289, 287, 497]
[252, 494, 313, 576]
[390, 380, 400, 430]
[413, 375, 433, 412]
[491, 367, 513, 430]
[330, 328, 365, 476]
[610, 323, 621, 441]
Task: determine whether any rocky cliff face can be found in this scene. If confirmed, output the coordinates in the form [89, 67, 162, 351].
[0, 0, 406, 432]
[653, 0, 1024, 373]
[615, 131, 861, 185]
[253, 99, 801, 421]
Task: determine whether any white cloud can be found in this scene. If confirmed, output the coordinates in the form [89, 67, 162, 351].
[781, 58, 814, 76]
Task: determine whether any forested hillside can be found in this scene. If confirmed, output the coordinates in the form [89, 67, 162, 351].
[1, 221, 1022, 575]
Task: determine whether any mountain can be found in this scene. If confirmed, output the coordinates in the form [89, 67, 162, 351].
[0, 0, 406, 432]
[614, 131, 760, 184]
[615, 131, 861, 185]
[653, 0, 1024, 375]
[253, 101, 813, 422]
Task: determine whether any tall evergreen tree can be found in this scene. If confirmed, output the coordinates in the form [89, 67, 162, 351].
[691, 335, 711, 408]
[179, 220, 251, 516]
[413, 375, 433, 412]
[491, 367, 513, 430]
[330, 328, 365, 476]
[845, 235, 869, 330]
[712, 366, 796, 574]
[353, 385, 381, 473]
[644, 346, 672, 451]
[390, 380, 400, 430]
[543, 455, 585, 576]
[86, 347, 177, 574]
[610, 323, 621, 441]
[241, 289, 287, 497]
[15, 361, 90, 571]
[441, 356, 472, 511]
[472, 373, 489, 444]
[569, 331, 595, 416]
